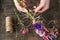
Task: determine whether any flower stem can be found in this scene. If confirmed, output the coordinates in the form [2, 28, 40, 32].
[26, 12, 35, 20]
[13, 8, 25, 31]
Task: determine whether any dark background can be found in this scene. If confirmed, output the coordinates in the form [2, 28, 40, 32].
[0, 0, 60, 40]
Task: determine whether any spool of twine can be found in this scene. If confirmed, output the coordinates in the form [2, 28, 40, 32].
[6, 16, 13, 33]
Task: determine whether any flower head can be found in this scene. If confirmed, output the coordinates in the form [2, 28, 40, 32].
[33, 22, 43, 30]
[22, 28, 29, 34]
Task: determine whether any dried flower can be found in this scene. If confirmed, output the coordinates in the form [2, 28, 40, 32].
[50, 34, 56, 39]
[33, 22, 42, 30]
[43, 36, 49, 40]
[22, 28, 29, 34]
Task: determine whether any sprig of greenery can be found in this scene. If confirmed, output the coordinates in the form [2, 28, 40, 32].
[13, 7, 25, 31]
[17, 0, 24, 7]
[26, 12, 35, 20]
[13, 7, 34, 30]
[13, 8, 24, 26]
[13, 0, 36, 30]
[17, 0, 35, 19]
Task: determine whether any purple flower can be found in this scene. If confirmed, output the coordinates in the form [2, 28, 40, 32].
[50, 34, 55, 39]
[33, 22, 43, 30]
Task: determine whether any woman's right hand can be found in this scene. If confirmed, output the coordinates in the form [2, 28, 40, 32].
[34, 0, 50, 13]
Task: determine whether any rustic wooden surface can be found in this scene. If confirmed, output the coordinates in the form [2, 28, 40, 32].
[0, 0, 60, 40]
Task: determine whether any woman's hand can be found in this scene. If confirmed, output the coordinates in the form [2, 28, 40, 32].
[14, 0, 50, 13]
[14, 0, 28, 13]
[34, 0, 50, 13]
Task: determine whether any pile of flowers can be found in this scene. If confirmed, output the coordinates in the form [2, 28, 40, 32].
[13, 0, 59, 40]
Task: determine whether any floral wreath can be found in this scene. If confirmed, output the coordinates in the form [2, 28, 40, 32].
[13, 0, 59, 40]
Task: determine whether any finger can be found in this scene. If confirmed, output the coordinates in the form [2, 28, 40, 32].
[33, 3, 39, 9]
[34, 0, 46, 13]
[22, 0, 27, 7]
[37, 6, 44, 13]
[36, 6, 45, 13]
[38, 0, 50, 13]
[33, 6, 37, 9]
[38, 6, 49, 13]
